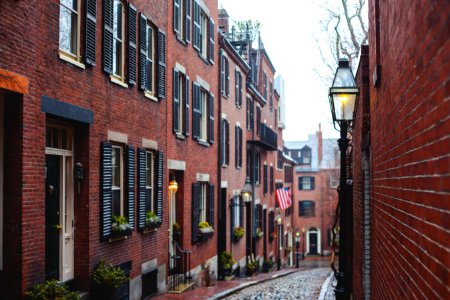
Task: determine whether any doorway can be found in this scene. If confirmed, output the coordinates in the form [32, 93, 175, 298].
[308, 228, 320, 255]
[45, 124, 74, 282]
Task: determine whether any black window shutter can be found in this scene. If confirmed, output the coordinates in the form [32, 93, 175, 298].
[255, 204, 259, 229]
[236, 128, 239, 166]
[235, 69, 238, 106]
[225, 59, 229, 96]
[173, 0, 180, 34]
[208, 93, 214, 144]
[220, 54, 225, 96]
[268, 211, 274, 236]
[256, 107, 261, 136]
[128, 4, 137, 86]
[246, 97, 249, 128]
[157, 30, 166, 99]
[263, 164, 268, 194]
[239, 73, 243, 107]
[299, 177, 303, 190]
[185, 0, 191, 43]
[192, 183, 201, 243]
[155, 151, 164, 221]
[239, 197, 244, 228]
[270, 166, 274, 194]
[230, 197, 235, 232]
[139, 14, 147, 90]
[101, 142, 113, 239]
[185, 76, 190, 136]
[127, 145, 135, 230]
[103, 0, 113, 74]
[226, 121, 230, 165]
[208, 184, 215, 228]
[208, 18, 214, 64]
[173, 69, 180, 133]
[250, 100, 254, 131]
[311, 177, 315, 190]
[137, 148, 146, 230]
[85, 0, 96, 66]
[192, 82, 201, 140]
[193, 1, 200, 50]
[239, 127, 242, 167]
[221, 119, 225, 165]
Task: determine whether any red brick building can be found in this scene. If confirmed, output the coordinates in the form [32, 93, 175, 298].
[0, 0, 170, 298]
[285, 125, 339, 258]
[350, 0, 450, 298]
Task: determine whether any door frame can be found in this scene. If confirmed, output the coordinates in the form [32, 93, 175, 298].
[45, 123, 75, 282]
[306, 228, 321, 255]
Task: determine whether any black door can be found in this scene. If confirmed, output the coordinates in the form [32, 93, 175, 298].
[309, 232, 318, 254]
[45, 155, 60, 280]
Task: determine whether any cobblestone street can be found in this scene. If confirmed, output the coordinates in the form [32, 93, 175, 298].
[223, 268, 332, 300]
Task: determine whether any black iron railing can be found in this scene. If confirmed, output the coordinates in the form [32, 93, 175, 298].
[248, 122, 277, 151]
[168, 241, 192, 292]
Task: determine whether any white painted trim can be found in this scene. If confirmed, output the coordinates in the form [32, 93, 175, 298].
[196, 76, 210, 91]
[221, 181, 227, 188]
[262, 204, 267, 209]
[196, 173, 209, 182]
[236, 121, 241, 127]
[196, 0, 210, 16]
[144, 91, 158, 102]
[232, 189, 240, 196]
[221, 113, 227, 119]
[168, 159, 186, 170]
[142, 138, 158, 150]
[110, 75, 129, 88]
[59, 53, 86, 69]
[175, 62, 186, 74]
[141, 259, 158, 273]
[108, 130, 128, 144]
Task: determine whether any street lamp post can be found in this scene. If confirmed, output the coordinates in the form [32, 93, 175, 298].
[276, 214, 282, 270]
[328, 58, 359, 300]
[295, 231, 300, 268]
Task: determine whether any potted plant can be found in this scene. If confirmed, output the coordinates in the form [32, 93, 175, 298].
[145, 211, 161, 229]
[92, 260, 128, 299]
[111, 215, 131, 238]
[256, 227, 264, 239]
[172, 222, 181, 239]
[233, 226, 244, 242]
[198, 221, 214, 241]
[246, 259, 258, 276]
[26, 279, 80, 300]
[262, 259, 274, 272]
[220, 251, 236, 277]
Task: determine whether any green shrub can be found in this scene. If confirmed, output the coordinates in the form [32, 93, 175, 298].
[26, 279, 80, 300]
[92, 260, 127, 289]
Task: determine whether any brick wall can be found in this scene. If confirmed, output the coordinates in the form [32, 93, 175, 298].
[359, 0, 450, 298]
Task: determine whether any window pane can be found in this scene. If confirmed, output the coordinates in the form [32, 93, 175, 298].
[112, 147, 121, 188]
[59, 6, 73, 53]
[113, 1, 122, 39]
[146, 152, 152, 187]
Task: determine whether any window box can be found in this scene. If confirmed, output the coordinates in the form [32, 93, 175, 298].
[109, 228, 132, 242]
[198, 230, 214, 242]
[256, 227, 264, 240]
[232, 226, 244, 243]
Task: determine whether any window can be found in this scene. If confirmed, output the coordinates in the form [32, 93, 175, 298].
[235, 126, 242, 168]
[192, 82, 214, 145]
[144, 23, 156, 95]
[231, 196, 242, 229]
[299, 201, 315, 217]
[112, 145, 124, 217]
[138, 149, 164, 230]
[193, 1, 214, 64]
[59, 0, 81, 59]
[221, 119, 229, 166]
[235, 69, 243, 107]
[277, 150, 283, 170]
[173, 69, 190, 136]
[284, 165, 292, 183]
[173, 0, 191, 43]
[101, 142, 137, 239]
[263, 164, 268, 194]
[112, 0, 125, 79]
[192, 182, 215, 243]
[300, 147, 311, 164]
[221, 54, 229, 97]
[263, 72, 267, 99]
[255, 152, 261, 184]
[246, 97, 254, 131]
[299, 176, 315, 190]
[269, 81, 273, 111]
[256, 106, 261, 136]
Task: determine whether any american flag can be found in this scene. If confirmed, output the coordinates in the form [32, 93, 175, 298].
[276, 187, 292, 210]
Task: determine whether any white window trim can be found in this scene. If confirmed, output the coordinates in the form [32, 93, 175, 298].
[145, 23, 156, 96]
[200, 89, 208, 142]
[112, 0, 126, 80]
[108, 130, 128, 144]
[59, 0, 81, 61]
[112, 144, 125, 216]
[145, 151, 155, 212]
[200, 183, 207, 222]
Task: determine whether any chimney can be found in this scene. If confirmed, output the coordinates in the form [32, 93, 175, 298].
[317, 123, 323, 166]
[218, 9, 229, 34]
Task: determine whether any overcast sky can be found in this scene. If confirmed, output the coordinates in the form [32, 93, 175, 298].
[218, 0, 340, 141]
